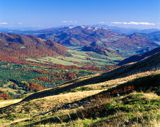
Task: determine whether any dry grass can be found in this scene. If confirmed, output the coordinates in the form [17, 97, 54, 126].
[0, 90, 102, 126]
[73, 70, 160, 91]
[0, 99, 21, 108]
[33, 90, 101, 109]
[12, 90, 102, 115]
[35, 90, 101, 107]
[134, 92, 160, 100]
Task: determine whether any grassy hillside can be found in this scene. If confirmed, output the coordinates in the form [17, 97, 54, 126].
[0, 70, 160, 127]
[0, 51, 160, 127]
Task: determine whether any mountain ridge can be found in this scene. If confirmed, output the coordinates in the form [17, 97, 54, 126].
[0, 32, 68, 63]
[36, 26, 159, 57]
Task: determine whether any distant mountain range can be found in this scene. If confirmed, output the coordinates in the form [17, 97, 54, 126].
[0, 25, 160, 64]
[36, 26, 159, 57]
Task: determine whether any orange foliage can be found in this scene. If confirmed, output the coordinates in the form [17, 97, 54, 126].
[29, 83, 45, 92]
[65, 72, 77, 80]
[37, 76, 51, 82]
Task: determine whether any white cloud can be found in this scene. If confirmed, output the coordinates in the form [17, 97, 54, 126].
[111, 21, 155, 26]
[62, 20, 78, 24]
[0, 22, 8, 25]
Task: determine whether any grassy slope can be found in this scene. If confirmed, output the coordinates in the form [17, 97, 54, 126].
[0, 52, 160, 126]
[0, 71, 160, 126]
[0, 99, 21, 108]
[0, 70, 160, 126]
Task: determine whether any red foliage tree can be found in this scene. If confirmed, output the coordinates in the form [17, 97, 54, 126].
[0, 92, 10, 100]
[29, 83, 45, 92]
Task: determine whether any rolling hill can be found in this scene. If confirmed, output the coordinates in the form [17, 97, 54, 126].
[0, 32, 68, 63]
[0, 47, 160, 127]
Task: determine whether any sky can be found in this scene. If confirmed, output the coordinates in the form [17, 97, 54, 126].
[0, 0, 160, 29]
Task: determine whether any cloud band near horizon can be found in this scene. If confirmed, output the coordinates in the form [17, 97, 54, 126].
[111, 21, 156, 26]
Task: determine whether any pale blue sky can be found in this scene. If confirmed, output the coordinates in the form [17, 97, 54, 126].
[0, 0, 160, 28]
